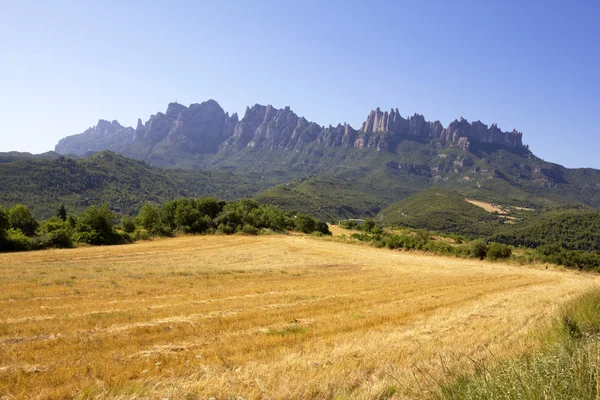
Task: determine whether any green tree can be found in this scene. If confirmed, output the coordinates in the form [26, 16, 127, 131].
[136, 203, 161, 233]
[75, 204, 118, 245]
[57, 204, 67, 222]
[8, 204, 38, 236]
[0, 207, 9, 249]
[120, 215, 136, 233]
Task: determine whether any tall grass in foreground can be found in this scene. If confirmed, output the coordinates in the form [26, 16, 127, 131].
[438, 290, 600, 399]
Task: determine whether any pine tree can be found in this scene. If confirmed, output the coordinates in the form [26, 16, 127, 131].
[57, 205, 67, 222]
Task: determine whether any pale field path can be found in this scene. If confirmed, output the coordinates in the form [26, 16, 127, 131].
[0, 235, 598, 399]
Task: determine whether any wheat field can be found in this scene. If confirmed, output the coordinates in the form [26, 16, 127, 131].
[0, 234, 597, 399]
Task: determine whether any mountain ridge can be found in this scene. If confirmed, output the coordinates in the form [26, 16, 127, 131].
[55, 100, 527, 161]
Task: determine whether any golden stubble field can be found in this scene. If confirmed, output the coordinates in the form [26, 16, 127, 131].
[0, 234, 598, 399]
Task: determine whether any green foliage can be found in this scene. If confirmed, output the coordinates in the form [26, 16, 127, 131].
[57, 204, 67, 221]
[37, 217, 74, 248]
[0, 151, 269, 219]
[136, 204, 161, 233]
[470, 240, 488, 260]
[490, 210, 600, 252]
[0, 207, 9, 238]
[75, 204, 120, 245]
[8, 204, 38, 236]
[4, 228, 32, 251]
[241, 224, 259, 235]
[486, 242, 512, 260]
[361, 219, 376, 232]
[294, 213, 316, 234]
[379, 188, 502, 238]
[120, 215, 136, 233]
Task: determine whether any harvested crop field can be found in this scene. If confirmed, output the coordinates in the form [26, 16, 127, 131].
[0, 235, 598, 399]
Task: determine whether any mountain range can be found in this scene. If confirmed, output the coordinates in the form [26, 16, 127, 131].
[2, 99, 599, 220]
[55, 100, 526, 164]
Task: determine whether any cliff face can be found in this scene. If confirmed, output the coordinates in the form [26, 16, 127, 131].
[360, 108, 523, 151]
[132, 100, 238, 154]
[55, 120, 134, 156]
[57, 100, 237, 157]
[55, 100, 526, 160]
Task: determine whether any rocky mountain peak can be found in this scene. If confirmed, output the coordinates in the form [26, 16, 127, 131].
[55, 100, 528, 162]
[359, 108, 524, 150]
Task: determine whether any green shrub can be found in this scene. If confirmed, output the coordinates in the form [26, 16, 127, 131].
[8, 205, 38, 237]
[361, 219, 376, 232]
[453, 245, 472, 258]
[470, 240, 488, 259]
[340, 220, 359, 229]
[5, 228, 32, 251]
[132, 229, 150, 241]
[424, 240, 454, 254]
[486, 242, 512, 260]
[294, 213, 316, 234]
[216, 223, 235, 235]
[241, 224, 259, 235]
[120, 216, 136, 233]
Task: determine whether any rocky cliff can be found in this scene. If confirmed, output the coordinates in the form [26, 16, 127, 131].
[56, 100, 237, 157]
[55, 100, 526, 160]
[55, 119, 134, 156]
[360, 108, 523, 151]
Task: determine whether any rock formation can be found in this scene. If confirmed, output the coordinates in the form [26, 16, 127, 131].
[55, 100, 526, 160]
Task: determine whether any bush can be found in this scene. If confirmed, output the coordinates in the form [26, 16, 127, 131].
[75, 204, 120, 245]
[5, 228, 32, 251]
[487, 242, 512, 260]
[294, 213, 316, 234]
[340, 220, 359, 229]
[8, 205, 38, 237]
[120, 216, 136, 233]
[470, 240, 488, 259]
[361, 219, 376, 232]
[241, 224, 259, 235]
[315, 221, 331, 235]
[216, 223, 235, 235]
[132, 229, 150, 241]
[37, 217, 74, 248]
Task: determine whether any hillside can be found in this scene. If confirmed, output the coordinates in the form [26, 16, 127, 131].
[0, 152, 271, 218]
[378, 188, 510, 237]
[489, 209, 600, 251]
[254, 176, 383, 222]
[51, 100, 600, 214]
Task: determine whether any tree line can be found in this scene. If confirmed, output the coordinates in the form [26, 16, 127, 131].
[0, 198, 330, 252]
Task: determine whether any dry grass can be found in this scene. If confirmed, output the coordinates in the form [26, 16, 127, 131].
[464, 199, 507, 214]
[0, 235, 598, 399]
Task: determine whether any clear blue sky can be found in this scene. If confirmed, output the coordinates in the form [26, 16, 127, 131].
[1, 0, 598, 168]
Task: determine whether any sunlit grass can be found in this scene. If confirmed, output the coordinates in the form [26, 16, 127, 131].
[438, 289, 600, 399]
[0, 235, 597, 399]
